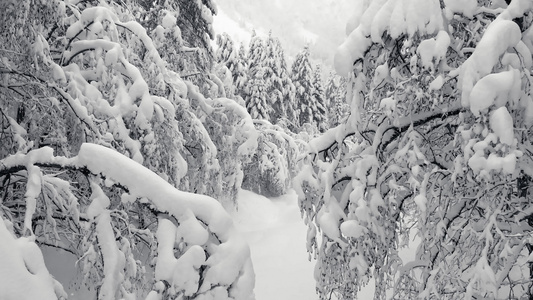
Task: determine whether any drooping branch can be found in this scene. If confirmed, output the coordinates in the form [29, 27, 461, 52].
[313, 102, 463, 163]
[0, 67, 99, 134]
[0, 162, 81, 178]
[377, 105, 463, 153]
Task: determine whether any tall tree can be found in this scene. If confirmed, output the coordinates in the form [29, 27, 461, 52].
[245, 32, 271, 120]
[232, 44, 249, 103]
[264, 33, 296, 126]
[290, 47, 315, 128]
[175, 0, 217, 68]
[246, 31, 264, 79]
[214, 32, 238, 97]
[296, 0, 533, 299]
[312, 64, 328, 132]
[216, 32, 237, 66]
[246, 68, 271, 120]
[143, 0, 218, 95]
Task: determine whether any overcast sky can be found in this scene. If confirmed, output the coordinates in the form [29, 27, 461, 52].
[212, 0, 356, 70]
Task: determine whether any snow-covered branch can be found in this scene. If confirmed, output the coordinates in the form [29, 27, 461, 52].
[0, 143, 255, 299]
[297, 0, 533, 298]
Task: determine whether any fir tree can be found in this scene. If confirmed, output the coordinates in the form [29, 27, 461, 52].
[290, 47, 313, 127]
[264, 33, 296, 126]
[215, 32, 238, 97]
[244, 32, 271, 120]
[216, 32, 236, 66]
[232, 44, 249, 102]
[246, 68, 272, 120]
[291, 47, 316, 129]
[247, 30, 265, 78]
[312, 64, 328, 132]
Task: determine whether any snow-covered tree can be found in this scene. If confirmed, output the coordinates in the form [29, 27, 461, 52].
[291, 47, 315, 129]
[0, 0, 256, 298]
[242, 120, 300, 197]
[324, 72, 349, 128]
[296, 0, 533, 299]
[264, 33, 296, 126]
[213, 32, 238, 97]
[232, 44, 249, 103]
[246, 68, 272, 120]
[147, 0, 219, 97]
[181, 0, 216, 47]
[216, 32, 237, 65]
[311, 64, 328, 132]
[246, 31, 264, 77]
[245, 33, 271, 120]
[0, 144, 255, 299]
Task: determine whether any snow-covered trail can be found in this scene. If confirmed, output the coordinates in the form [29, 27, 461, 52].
[232, 189, 318, 300]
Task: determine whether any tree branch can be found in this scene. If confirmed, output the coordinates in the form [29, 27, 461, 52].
[378, 105, 462, 152]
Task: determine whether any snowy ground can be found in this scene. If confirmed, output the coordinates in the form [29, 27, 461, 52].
[232, 189, 319, 300]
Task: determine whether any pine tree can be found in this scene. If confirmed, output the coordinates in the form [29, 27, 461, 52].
[264, 33, 296, 126]
[246, 68, 272, 120]
[291, 47, 319, 130]
[312, 64, 328, 132]
[244, 32, 271, 120]
[216, 32, 236, 66]
[175, 0, 217, 64]
[291, 47, 313, 128]
[232, 44, 249, 102]
[214, 32, 238, 97]
[247, 30, 265, 78]
[168, 0, 218, 95]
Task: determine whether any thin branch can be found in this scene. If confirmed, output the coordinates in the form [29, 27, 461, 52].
[36, 241, 77, 256]
[62, 47, 95, 66]
[378, 106, 462, 152]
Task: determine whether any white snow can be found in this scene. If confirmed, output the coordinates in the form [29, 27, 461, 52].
[489, 106, 514, 145]
[0, 215, 66, 300]
[317, 206, 342, 240]
[232, 189, 318, 300]
[469, 68, 520, 116]
[162, 11, 177, 29]
[380, 96, 396, 116]
[443, 0, 478, 18]
[373, 63, 389, 85]
[417, 30, 450, 70]
[429, 75, 444, 91]
[75, 143, 254, 298]
[334, 0, 444, 76]
[459, 19, 521, 107]
[340, 220, 365, 238]
[334, 27, 371, 77]
[155, 218, 206, 297]
[96, 211, 126, 300]
[23, 165, 41, 234]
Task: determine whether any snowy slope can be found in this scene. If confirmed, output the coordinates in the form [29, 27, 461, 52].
[232, 189, 318, 300]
